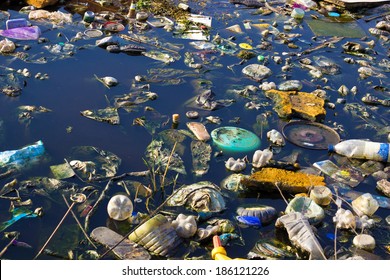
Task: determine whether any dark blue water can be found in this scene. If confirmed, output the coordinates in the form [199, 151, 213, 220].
[0, 1, 389, 260]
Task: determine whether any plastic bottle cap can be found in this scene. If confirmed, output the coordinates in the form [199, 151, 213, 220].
[328, 144, 335, 152]
[257, 55, 264, 61]
[328, 12, 340, 17]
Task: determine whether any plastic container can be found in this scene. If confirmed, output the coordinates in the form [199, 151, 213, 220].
[328, 139, 390, 162]
[0, 140, 45, 167]
[352, 193, 379, 217]
[211, 126, 260, 153]
[6, 18, 28, 30]
[291, 8, 305, 19]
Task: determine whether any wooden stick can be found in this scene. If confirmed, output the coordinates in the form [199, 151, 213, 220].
[33, 202, 76, 259]
[0, 236, 18, 258]
[62, 195, 97, 249]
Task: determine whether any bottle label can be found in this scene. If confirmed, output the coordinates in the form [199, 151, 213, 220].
[378, 143, 390, 161]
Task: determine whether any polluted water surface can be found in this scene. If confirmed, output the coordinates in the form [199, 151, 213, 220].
[0, 0, 389, 261]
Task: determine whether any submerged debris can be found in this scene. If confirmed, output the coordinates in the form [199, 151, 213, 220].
[167, 181, 226, 212]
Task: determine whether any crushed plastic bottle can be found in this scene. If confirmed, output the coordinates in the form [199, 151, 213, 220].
[328, 139, 390, 162]
[0, 140, 45, 167]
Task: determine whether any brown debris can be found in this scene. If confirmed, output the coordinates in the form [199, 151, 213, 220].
[241, 167, 326, 193]
[264, 89, 326, 121]
[26, 0, 59, 8]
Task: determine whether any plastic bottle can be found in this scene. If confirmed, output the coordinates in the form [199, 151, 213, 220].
[0, 140, 45, 166]
[328, 139, 390, 162]
[127, 1, 136, 19]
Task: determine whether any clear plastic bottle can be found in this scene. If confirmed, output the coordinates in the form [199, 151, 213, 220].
[328, 139, 390, 162]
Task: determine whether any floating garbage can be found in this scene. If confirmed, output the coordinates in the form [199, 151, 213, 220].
[236, 205, 277, 225]
[328, 139, 390, 162]
[91, 227, 150, 260]
[265, 90, 326, 121]
[197, 225, 219, 240]
[331, 184, 390, 209]
[220, 173, 246, 191]
[0, 38, 15, 53]
[191, 140, 211, 176]
[333, 208, 356, 229]
[0, 26, 41, 40]
[107, 194, 133, 221]
[0, 140, 45, 168]
[351, 193, 379, 217]
[376, 179, 390, 197]
[67, 146, 121, 181]
[225, 157, 246, 172]
[129, 214, 182, 257]
[242, 64, 272, 82]
[50, 162, 76, 179]
[309, 186, 332, 206]
[353, 234, 376, 251]
[236, 215, 261, 226]
[241, 167, 325, 193]
[81, 107, 120, 125]
[313, 160, 364, 187]
[278, 80, 303, 91]
[275, 212, 326, 260]
[211, 126, 260, 153]
[306, 18, 366, 38]
[171, 214, 197, 238]
[282, 121, 340, 149]
[0, 207, 41, 232]
[252, 149, 273, 168]
[267, 129, 285, 146]
[285, 196, 325, 225]
[166, 181, 226, 213]
[248, 241, 294, 260]
[95, 75, 118, 87]
[187, 122, 210, 141]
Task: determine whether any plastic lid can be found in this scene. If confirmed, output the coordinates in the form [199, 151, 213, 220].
[211, 126, 261, 153]
[328, 12, 340, 17]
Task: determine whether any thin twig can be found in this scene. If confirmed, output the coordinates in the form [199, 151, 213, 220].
[0, 236, 18, 258]
[34, 201, 76, 259]
[274, 182, 289, 205]
[62, 195, 97, 249]
[84, 180, 112, 232]
[364, 11, 390, 22]
[160, 141, 177, 191]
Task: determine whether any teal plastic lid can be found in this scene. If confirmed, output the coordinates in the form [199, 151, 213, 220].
[328, 12, 340, 17]
[211, 126, 260, 153]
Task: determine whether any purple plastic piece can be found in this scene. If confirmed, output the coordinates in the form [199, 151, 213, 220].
[0, 26, 41, 40]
